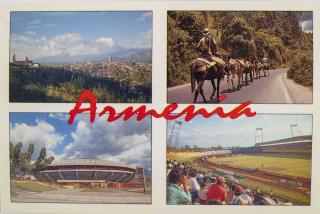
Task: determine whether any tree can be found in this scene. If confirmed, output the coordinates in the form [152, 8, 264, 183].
[34, 147, 54, 174]
[11, 142, 23, 176]
[19, 144, 34, 176]
[221, 17, 255, 58]
[10, 142, 15, 177]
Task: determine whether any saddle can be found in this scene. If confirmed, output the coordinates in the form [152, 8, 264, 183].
[192, 55, 225, 73]
[229, 58, 238, 65]
[245, 61, 252, 67]
[236, 59, 246, 67]
[211, 56, 226, 66]
[192, 58, 216, 72]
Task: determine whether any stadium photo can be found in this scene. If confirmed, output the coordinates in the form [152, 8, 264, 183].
[166, 114, 312, 205]
[10, 113, 151, 204]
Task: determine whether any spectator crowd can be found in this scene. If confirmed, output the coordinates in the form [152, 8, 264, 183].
[167, 159, 293, 205]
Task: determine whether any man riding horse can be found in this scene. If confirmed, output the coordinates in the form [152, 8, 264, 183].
[191, 28, 226, 103]
[197, 28, 224, 67]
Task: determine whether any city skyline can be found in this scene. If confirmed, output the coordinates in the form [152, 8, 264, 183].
[10, 11, 152, 62]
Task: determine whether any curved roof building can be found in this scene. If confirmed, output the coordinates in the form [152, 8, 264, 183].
[38, 159, 136, 183]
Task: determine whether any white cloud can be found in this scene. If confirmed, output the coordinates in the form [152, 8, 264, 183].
[11, 30, 152, 61]
[10, 120, 65, 159]
[48, 113, 69, 121]
[96, 37, 116, 48]
[62, 117, 151, 169]
[119, 28, 152, 49]
[300, 20, 313, 33]
[137, 12, 152, 21]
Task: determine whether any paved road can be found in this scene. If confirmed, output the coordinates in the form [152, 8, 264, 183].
[168, 69, 312, 104]
[12, 188, 151, 204]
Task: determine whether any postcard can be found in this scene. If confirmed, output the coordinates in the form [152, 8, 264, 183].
[0, 1, 319, 214]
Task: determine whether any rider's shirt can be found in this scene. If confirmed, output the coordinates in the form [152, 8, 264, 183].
[197, 35, 217, 60]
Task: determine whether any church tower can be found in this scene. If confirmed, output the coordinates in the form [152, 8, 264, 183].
[13, 54, 16, 63]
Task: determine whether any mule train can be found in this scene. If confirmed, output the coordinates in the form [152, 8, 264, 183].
[191, 56, 271, 103]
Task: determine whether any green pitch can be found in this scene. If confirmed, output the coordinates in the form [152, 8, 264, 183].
[208, 155, 311, 178]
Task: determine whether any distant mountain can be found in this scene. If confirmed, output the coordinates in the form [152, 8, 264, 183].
[37, 48, 152, 64]
[115, 49, 152, 63]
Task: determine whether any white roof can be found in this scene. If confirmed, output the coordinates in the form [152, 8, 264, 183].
[49, 158, 135, 169]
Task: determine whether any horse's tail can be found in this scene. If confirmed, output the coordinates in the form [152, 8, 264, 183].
[191, 63, 196, 93]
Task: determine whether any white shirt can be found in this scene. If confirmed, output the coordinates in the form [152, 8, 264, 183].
[188, 177, 200, 191]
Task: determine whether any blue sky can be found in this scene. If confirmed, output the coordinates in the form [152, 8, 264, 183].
[167, 114, 312, 148]
[10, 113, 152, 170]
[10, 11, 152, 61]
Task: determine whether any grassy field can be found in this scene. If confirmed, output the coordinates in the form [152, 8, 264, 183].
[167, 152, 310, 205]
[167, 152, 201, 162]
[11, 181, 57, 193]
[239, 178, 310, 205]
[208, 155, 311, 178]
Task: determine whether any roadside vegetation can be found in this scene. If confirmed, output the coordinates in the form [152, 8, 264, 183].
[287, 50, 313, 88]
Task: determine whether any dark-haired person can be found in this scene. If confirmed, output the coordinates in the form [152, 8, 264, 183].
[207, 176, 228, 205]
[167, 170, 192, 205]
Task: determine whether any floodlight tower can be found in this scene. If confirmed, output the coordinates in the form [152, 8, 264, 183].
[290, 124, 301, 137]
[255, 128, 264, 145]
[168, 120, 182, 148]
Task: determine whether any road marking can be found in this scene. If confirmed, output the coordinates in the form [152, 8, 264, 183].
[279, 73, 292, 104]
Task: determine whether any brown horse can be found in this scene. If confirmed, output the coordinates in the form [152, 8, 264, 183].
[226, 58, 243, 91]
[262, 63, 271, 76]
[243, 60, 254, 85]
[256, 62, 264, 78]
[191, 59, 226, 103]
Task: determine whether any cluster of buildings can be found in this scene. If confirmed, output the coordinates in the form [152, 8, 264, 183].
[56, 58, 151, 80]
[11, 54, 40, 68]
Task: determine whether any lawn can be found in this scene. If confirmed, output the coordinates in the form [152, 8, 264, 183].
[167, 152, 201, 162]
[11, 181, 57, 193]
[239, 178, 310, 205]
[208, 155, 311, 178]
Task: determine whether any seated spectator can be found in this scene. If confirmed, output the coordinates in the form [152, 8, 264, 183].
[198, 182, 208, 205]
[188, 170, 200, 204]
[229, 185, 253, 205]
[167, 169, 192, 205]
[207, 176, 228, 205]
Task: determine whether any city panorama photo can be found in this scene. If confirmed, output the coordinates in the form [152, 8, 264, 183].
[10, 11, 152, 103]
[10, 113, 151, 204]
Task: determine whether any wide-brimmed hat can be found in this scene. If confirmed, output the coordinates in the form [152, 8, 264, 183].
[203, 28, 210, 35]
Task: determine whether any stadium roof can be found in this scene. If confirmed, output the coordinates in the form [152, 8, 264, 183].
[49, 158, 135, 169]
[255, 135, 312, 147]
